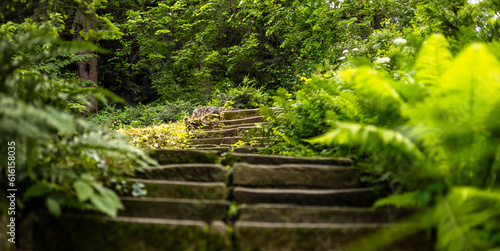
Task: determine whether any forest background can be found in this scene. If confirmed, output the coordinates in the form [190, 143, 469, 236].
[2, 0, 500, 250]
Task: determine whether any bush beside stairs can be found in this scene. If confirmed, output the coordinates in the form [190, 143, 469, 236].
[28, 109, 433, 251]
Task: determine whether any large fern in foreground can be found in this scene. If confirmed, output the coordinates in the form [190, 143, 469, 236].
[310, 35, 500, 250]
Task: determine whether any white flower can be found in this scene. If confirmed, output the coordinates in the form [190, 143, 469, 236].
[376, 57, 390, 64]
[342, 49, 349, 54]
[394, 38, 407, 45]
[352, 48, 359, 52]
[339, 56, 346, 60]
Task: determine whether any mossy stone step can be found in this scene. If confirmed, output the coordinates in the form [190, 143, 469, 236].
[188, 136, 242, 145]
[188, 137, 265, 145]
[199, 122, 268, 131]
[120, 197, 230, 222]
[220, 116, 264, 126]
[233, 163, 359, 189]
[233, 187, 378, 206]
[238, 204, 416, 223]
[195, 126, 255, 138]
[148, 149, 220, 165]
[33, 215, 224, 251]
[224, 152, 353, 166]
[219, 121, 269, 130]
[191, 147, 262, 154]
[136, 163, 227, 183]
[220, 108, 262, 120]
[128, 178, 227, 199]
[235, 221, 432, 251]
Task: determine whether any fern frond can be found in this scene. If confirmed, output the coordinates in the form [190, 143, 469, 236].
[309, 122, 424, 161]
[414, 34, 453, 87]
[374, 191, 427, 208]
[435, 187, 500, 251]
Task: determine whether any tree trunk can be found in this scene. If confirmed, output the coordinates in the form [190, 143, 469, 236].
[75, 8, 98, 114]
[200, 62, 211, 98]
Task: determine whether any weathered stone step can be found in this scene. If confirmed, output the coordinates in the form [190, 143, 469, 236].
[224, 152, 353, 166]
[128, 178, 227, 199]
[220, 116, 264, 126]
[195, 126, 255, 138]
[233, 163, 359, 188]
[193, 147, 262, 154]
[238, 204, 416, 223]
[188, 137, 265, 145]
[188, 136, 243, 145]
[148, 149, 220, 165]
[235, 221, 432, 251]
[220, 121, 269, 130]
[187, 143, 268, 148]
[34, 215, 231, 251]
[136, 163, 227, 183]
[221, 108, 262, 120]
[199, 121, 268, 131]
[120, 197, 230, 222]
[233, 187, 378, 206]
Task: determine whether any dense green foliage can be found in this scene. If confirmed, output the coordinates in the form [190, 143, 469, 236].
[87, 100, 197, 128]
[210, 81, 270, 109]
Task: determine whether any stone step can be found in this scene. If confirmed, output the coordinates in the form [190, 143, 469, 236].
[221, 108, 262, 120]
[195, 126, 255, 138]
[220, 121, 269, 130]
[188, 137, 265, 145]
[233, 163, 359, 189]
[188, 136, 243, 145]
[136, 163, 227, 183]
[148, 149, 220, 165]
[120, 197, 230, 222]
[220, 116, 264, 126]
[34, 215, 231, 251]
[199, 121, 268, 131]
[238, 204, 416, 223]
[128, 178, 227, 199]
[235, 221, 432, 251]
[224, 152, 353, 166]
[233, 187, 378, 206]
[192, 147, 262, 154]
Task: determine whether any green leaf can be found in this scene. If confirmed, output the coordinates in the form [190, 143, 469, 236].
[414, 34, 453, 87]
[73, 181, 94, 202]
[24, 183, 52, 200]
[46, 197, 61, 217]
[90, 194, 117, 217]
[89, 185, 123, 217]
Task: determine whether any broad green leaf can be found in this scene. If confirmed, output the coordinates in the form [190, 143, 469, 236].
[46, 197, 61, 217]
[73, 181, 94, 202]
[24, 182, 52, 200]
[90, 194, 118, 217]
[90, 185, 123, 217]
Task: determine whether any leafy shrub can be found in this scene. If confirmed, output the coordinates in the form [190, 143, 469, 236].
[116, 122, 192, 149]
[210, 79, 271, 109]
[87, 100, 198, 128]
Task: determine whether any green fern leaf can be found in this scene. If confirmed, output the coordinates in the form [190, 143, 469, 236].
[414, 34, 453, 87]
[375, 191, 427, 208]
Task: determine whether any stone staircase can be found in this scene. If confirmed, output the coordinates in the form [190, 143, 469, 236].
[185, 108, 269, 153]
[25, 109, 433, 250]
